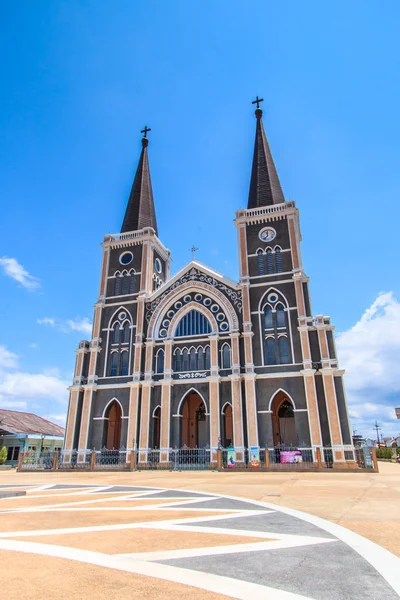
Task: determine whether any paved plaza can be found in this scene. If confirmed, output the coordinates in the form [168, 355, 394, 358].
[0, 464, 399, 599]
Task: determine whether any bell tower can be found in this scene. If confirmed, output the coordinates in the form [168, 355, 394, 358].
[235, 98, 352, 459]
[64, 127, 172, 455]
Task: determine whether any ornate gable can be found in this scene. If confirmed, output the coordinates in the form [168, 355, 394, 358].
[145, 264, 242, 326]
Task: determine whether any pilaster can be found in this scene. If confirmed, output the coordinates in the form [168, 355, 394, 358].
[126, 383, 140, 450]
[230, 375, 244, 459]
[301, 370, 322, 448]
[64, 389, 79, 450]
[78, 386, 95, 457]
[244, 374, 259, 448]
[138, 382, 152, 460]
[322, 369, 344, 456]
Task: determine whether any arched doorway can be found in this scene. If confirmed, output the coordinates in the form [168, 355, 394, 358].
[152, 406, 161, 449]
[181, 390, 208, 448]
[103, 401, 122, 449]
[222, 404, 233, 447]
[271, 391, 298, 446]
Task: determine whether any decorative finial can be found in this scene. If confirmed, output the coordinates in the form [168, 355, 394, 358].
[140, 125, 151, 147]
[252, 96, 264, 118]
[189, 245, 198, 260]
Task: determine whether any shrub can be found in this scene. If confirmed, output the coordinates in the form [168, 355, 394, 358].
[0, 446, 7, 464]
[376, 447, 394, 459]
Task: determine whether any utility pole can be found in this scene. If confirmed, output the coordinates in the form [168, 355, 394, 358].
[373, 421, 382, 445]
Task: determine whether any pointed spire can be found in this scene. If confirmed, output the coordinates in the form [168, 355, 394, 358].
[247, 101, 285, 209]
[121, 127, 158, 235]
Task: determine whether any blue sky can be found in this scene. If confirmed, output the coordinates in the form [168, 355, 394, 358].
[0, 1, 399, 439]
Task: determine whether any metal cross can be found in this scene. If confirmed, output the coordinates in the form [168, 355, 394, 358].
[189, 245, 198, 260]
[141, 125, 151, 138]
[252, 96, 264, 109]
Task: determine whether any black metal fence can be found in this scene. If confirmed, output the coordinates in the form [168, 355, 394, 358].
[17, 444, 375, 472]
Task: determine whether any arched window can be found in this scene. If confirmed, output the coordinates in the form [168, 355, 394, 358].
[189, 348, 197, 371]
[120, 351, 129, 376]
[275, 247, 283, 272]
[264, 306, 273, 329]
[266, 249, 274, 274]
[115, 274, 121, 296]
[174, 349, 181, 372]
[205, 346, 211, 370]
[278, 337, 290, 364]
[182, 349, 189, 371]
[129, 273, 135, 294]
[122, 274, 128, 295]
[113, 324, 120, 344]
[175, 310, 212, 337]
[198, 347, 205, 370]
[122, 322, 130, 343]
[222, 344, 231, 369]
[156, 349, 164, 374]
[257, 250, 265, 275]
[276, 304, 286, 328]
[266, 338, 276, 365]
[262, 291, 292, 366]
[109, 352, 118, 376]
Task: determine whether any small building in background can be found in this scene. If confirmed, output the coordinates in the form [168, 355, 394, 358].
[0, 409, 64, 466]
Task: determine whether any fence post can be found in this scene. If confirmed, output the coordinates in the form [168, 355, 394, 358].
[217, 448, 222, 471]
[129, 449, 136, 471]
[52, 452, 58, 471]
[371, 446, 378, 471]
[316, 447, 322, 468]
[90, 451, 96, 471]
[17, 451, 23, 472]
[265, 449, 270, 469]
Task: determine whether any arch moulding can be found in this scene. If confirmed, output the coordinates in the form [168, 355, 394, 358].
[147, 281, 240, 339]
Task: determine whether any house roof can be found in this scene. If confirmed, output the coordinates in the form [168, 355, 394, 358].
[0, 409, 64, 436]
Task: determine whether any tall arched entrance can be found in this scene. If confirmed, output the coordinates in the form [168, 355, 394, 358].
[103, 401, 122, 449]
[271, 391, 298, 446]
[222, 404, 233, 447]
[181, 390, 208, 448]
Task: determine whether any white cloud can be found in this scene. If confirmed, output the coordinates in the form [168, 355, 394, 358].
[337, 292, 400, 438]
[66, 317, 92, 335]
[0, 345, 18, 369]
[37, 316, 92, 336]
[0, 344, 69, 424]
[0, 256, 40, 291]
[37, 317, 56, 327]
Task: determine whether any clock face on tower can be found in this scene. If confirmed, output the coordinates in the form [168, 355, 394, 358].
[259, 227, 276, 242]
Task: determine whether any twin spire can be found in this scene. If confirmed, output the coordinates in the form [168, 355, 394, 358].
[121, 99, 285, 234]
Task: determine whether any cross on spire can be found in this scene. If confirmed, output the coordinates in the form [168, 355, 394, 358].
[141, 125, 151, 138]
[189, 245, 198, 260]
[252, 96, 264, 109]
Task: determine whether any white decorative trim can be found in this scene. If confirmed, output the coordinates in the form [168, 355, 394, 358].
[268, 388, 297, 412]
[102, 397, 125, 418]
[176, 387, 207, 415]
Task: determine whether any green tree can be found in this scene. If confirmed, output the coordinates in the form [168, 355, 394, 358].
[0, 446, 7, 464]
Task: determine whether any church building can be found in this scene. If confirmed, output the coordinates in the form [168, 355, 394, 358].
[64, 100, 353, 465]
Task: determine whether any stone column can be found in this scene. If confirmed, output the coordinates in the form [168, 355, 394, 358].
[244, 374, 259, 448]
[160, 339, 173, 461]
[126, 383, 140, 451]
[302, 371, 322, 450]
[322, 370, 344, 460]
[78, 387, 94, 460]
[138, 382, 152, 461]
[209, 335, 220, 459]
[64, 388, 79, 451]
[230, 375, 244, 461]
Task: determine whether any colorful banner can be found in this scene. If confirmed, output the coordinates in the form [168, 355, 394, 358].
[250, 446, 260, 468]
[227, 448, 236, 468]
[280, 450, 302, 464]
